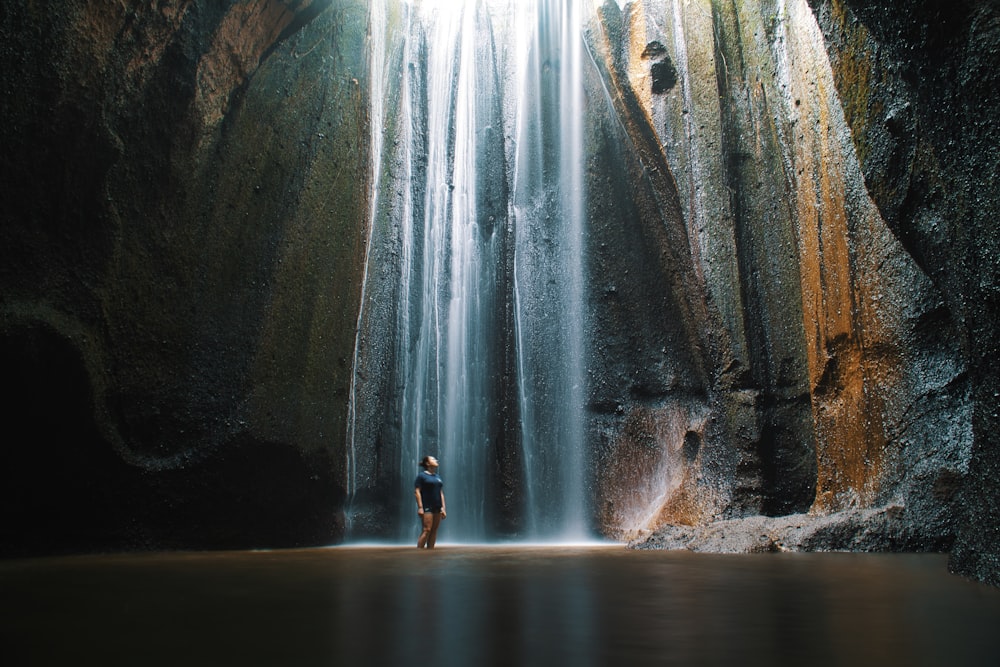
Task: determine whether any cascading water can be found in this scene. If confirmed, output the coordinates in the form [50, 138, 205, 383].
[395, 0, 506, 541]
[511, 0, 588, 540]
[350, 0, 590, 543]
[345, 0, 387, 539]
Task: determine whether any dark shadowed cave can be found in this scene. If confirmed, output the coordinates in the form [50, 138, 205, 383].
[1, 0, 999, 590]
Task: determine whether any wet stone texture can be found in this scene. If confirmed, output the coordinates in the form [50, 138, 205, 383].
[0, 0, 369, 554]
[594, 0, 979, 573]
[806, 0, 1000, 586]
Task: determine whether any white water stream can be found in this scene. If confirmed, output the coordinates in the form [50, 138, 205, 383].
[353, 0, 590, 542]
[511, 0, 587, 540]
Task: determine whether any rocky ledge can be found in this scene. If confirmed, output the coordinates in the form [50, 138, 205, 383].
[630, 506, 954, 554]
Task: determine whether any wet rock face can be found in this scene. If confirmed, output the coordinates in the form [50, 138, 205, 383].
[596, 0, 972, 559]
[0, 0, 368, 554]
[806, 0, 1000, 585]
[640, 41, 678, 94]
[632, 0, 998, 586]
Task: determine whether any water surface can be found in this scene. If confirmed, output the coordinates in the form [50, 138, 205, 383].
[3, 546, 999, 666]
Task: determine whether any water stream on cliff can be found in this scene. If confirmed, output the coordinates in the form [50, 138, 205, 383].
[510, 0, 587, 539]
[393, 0, 502, 541]
[352, 0, 590, 542]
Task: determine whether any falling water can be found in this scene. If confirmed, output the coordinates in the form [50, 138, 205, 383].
[345, 0, 387, 534]
[353, 0, 589, 542]
[511, 0, 588, 540]
[394, 0, 509, 541]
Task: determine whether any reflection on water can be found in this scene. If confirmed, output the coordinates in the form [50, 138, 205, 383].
[3, 547, 1000, 666]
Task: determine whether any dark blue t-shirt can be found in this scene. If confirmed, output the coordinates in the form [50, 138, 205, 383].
[415, 470, 444, 511]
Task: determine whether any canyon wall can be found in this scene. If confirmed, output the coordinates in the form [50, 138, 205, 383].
[0, 0, 997, 584]
[805, 0, 1000, 584]
[589, 0, 968, 551]
[0, 0, 370, 553]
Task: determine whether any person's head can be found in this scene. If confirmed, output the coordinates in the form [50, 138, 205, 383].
[420, 455, 439, 471]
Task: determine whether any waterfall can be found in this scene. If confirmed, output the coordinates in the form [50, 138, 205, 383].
[352, 0, 590, 543]
[511, 0, 588, 540]
[397, 1, 504, 541]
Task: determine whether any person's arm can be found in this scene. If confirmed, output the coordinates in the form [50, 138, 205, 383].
[440, 491, 446, 518]
[415, 487, 424, 515]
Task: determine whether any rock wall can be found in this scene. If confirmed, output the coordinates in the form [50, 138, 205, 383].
[589, 0, 969, 554]
[0, 0, 370, 554]
[805, 0, 1000, 584]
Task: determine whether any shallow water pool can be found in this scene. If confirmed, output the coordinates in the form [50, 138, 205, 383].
[3, 546, 999, 666]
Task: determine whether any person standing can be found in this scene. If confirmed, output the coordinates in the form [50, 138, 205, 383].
[414, 455, 446, 548]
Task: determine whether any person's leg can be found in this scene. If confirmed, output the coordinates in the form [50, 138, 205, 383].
[427, 512, 443, 548]
[417, 512, 434, 548]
